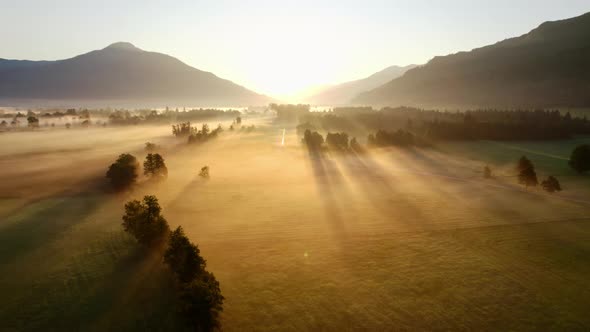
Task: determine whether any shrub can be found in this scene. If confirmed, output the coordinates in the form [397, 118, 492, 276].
[199, 166, 210, 179]
[106, 153, 139, 190]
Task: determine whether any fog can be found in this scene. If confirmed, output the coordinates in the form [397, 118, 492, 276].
[2, 115, 590, 330]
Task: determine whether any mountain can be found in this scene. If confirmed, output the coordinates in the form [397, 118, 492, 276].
[0, 42, 268, 107]
[305, 64, 416, 105]
[354, 12, 590, 108]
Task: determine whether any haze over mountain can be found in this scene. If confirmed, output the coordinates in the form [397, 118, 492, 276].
[0, 42, 269, 107]
[354, 12, 590, 109]
[305, 64, 416, 105]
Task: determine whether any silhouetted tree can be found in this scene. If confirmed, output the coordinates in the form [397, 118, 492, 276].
[483, 165, 492, 179]
[350, 137, 363, 153]
[199, 166, 210, 179]
[178, 271, 224, 332]
[517, 156, 538, 189]
[122, 195, 170, 247]
[235, 116, 242, 125]
[27, 116, 39, 129]
[0, 120, 7, 129]
[541, 176, 562, 193]
[569, 144, 590, 173]
[106, 153, 139, 190]
[164, 226, 206, 283]
[326, 132, 349, 150]
[144, 153, 168, 179]
[145, 142, 158, 152]
[303, 129, 324, 150]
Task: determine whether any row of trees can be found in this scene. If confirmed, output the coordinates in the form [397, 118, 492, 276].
[302, 129, 363, 153]
[294, 106, 590, 142]
[515, 156, 562, 193]
[122, 196, 223, 331]
[106, 153, 168, 190]
[367, 129, 423, 148]
[172, 122, 224, 144]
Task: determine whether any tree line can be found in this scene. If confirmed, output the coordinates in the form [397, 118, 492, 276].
[295, 106, 590, 142]
[122, 195, 223, 331]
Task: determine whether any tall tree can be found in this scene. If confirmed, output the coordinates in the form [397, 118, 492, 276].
[106, 153, 139, 190]
[144, 153, 168, 179]
[122, 195, 170, 247]
[164, 226, 206, 283]
[517, 156, 538, 188]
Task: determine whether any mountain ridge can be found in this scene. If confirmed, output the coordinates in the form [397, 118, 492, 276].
[354, 12, 590, 108]
[0, 42, 269, 107]
[305, 64, 416, 105]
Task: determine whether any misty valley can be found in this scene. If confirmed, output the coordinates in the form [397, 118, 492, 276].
[2, 5, 590, 332]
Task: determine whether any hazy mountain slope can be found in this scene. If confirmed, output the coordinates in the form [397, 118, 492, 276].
[0, 42, 268, 106]
[306, 64, 416, 105]
[354, 12, 590, 108]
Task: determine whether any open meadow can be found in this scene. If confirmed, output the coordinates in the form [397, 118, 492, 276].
[1, 119, 590, 331]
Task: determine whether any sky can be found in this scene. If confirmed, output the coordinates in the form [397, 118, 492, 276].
[1, 0, 589, 99]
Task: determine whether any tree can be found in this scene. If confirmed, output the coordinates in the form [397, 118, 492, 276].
[122, 195, 170, 247]
[144, 153, 168, 179]
[145, 142, 158, 152]
[199, 166, 210, 179]
[303, 129, 324, 150]
[517, 156, 538, 188]
[27, 116, 39, 129]
[177, 271, 224, 332]
[235, 116, 242, 125]
[569, 144, 590, 173]
[65, 123, 71, 129]
[483, 165, 492, 179]
[106, 153, 139, 190]
[164, 226, 206, 283]
[326, 132, 349, 150]
[350, 137, 363, 153]
[541, 176, 562, 193]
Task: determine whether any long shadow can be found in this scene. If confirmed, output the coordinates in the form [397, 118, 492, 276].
[0, 191, 104, 266]
[339, 150, 426, 227]
[85, 246, 188, 331]
[305, 147, 349, 240]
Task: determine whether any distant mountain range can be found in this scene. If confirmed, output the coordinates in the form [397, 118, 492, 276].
[354, 12, 590, 108]
[0, 42, 269, 107]
[305, 65, 416, 105]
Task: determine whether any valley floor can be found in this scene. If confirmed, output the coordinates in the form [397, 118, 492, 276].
[1, 123, 589, 331]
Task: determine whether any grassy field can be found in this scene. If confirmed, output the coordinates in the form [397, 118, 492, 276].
[1, 122, 589, 331]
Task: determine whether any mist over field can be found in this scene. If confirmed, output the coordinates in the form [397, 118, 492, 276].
[2, 2, 590, 331]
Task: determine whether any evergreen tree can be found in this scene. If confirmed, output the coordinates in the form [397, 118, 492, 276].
[517, 156, 538, 188]
[541, 176, 562, 193]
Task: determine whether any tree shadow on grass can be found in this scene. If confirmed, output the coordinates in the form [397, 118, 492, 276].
[0, 192, 104, 266]
[304, 147, 350, 241]
[337, 150, 426, 228]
